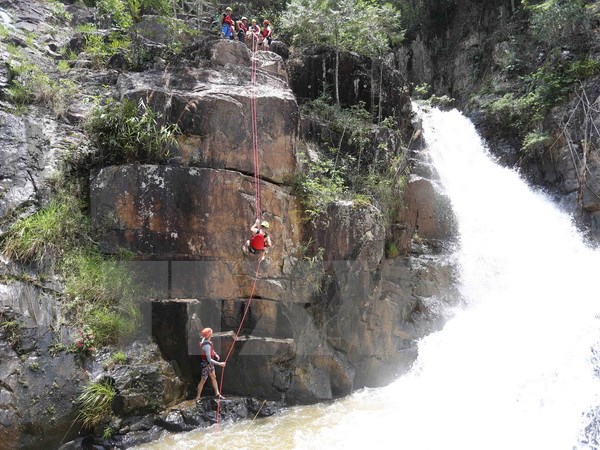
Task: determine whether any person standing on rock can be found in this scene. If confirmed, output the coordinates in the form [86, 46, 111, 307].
[196, 327, 226, 401]
[221, 7, 235, 40]
[261, 20, 273, 48]
[237, 17, 248, 43]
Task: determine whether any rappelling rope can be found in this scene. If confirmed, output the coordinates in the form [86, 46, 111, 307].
[214, 31, 264, 427]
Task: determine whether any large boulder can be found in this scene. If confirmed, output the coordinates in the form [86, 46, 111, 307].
[116, 66, 298, 184]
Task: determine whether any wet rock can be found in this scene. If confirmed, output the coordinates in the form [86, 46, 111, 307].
[0, 289, 86, 449]
[90, 342, 186, 416]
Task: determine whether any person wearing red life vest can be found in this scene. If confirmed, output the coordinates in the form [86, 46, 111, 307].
[196, 327, 226, 401]
[262, 19, 273, 47]
[221, 7, 234, 40]
[243, 218, 272, 261]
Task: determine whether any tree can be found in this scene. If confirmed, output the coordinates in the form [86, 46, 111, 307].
[281, 0, 403, 105]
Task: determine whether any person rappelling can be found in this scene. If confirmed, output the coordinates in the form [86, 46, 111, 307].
[243, 218, 272, 261]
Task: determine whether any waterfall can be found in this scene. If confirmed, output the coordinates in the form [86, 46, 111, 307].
[137, 107, 600, 450]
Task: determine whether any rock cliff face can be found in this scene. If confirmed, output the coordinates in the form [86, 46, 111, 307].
[0, 1, 461, 447]
[87, 37, 458, 405]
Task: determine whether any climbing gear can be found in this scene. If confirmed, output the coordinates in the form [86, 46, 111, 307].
[216, 29, 265, 429]
[260, 221, 269, 228]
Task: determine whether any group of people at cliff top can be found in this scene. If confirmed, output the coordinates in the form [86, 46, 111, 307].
[221, 6, 273, 50]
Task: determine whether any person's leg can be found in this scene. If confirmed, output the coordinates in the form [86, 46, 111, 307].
[196, 376, 207, 400]
[209, 371, 221, 397]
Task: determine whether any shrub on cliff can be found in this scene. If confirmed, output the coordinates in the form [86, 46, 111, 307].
[85, 97, 179, 165]
[0, 194, 90, 268]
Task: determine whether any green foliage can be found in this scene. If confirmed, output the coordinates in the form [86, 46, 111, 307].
[103, 426, 115, 440]
[112, 351, 127, 365]
[297, 95, 406, 222]
[527, 58, 600, 104]
[47, 0, 74, 23]
[85, 306, 137, 346]
[57, 60, 70, 73]
[1, 190, 142, 349]
[0, 196, 90, 268]
[485, 92, 541, 133]
[522, 131, 552, 153]
[301, 95, 373, 153]
[4, 45, 78, 115]
[352, 157, 406, 229]
[280, 0, 404, 56]
[62, 249, 141, 346]
[0, 320, 20, 346]
[294, 157, 346, 218]
[386, 241, 399, 258]
[77, 380, 116, 429]
[83, 31, 131, 68]
[85, 98, 179, 164]
[97, 0, 133, 28]
[524, 0, 588, 44]
[413, 83, 431, 99]
[485, 56, 600, 139]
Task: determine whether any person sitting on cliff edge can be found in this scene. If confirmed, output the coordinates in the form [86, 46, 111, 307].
[243, 218, 272, 261]
[196, 327, 226, 402]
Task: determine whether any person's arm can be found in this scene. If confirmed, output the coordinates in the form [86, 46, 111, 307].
[265, 235, 272, 247]
[250, 218, 260, 233]
[203, 343, 225, 367]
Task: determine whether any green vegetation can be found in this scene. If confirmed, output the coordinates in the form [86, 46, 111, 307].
[0, 319, 20, 347]
[0, 195, 90, 268]
[85, 98, 179, 164]
[112, 351, 127, 365]
[281, 0, 403, 104]
[522, 131, 552, 153]
[77, 379, 116, 429]
[294, 157, 346, 218]
[4, 44, 78, 115]
[483, 55, 600, 151]
[524, 0, 588, 45]
[386, 242, 400, 258]
[1, 190, 142, 348]
[295, 96, 406, 227]
[83, 31, 131, 68]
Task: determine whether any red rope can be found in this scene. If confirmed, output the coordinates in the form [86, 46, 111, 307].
[214, 31, 264, 427]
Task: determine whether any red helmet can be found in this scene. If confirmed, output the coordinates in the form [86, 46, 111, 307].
[263, 19, 270, 25]
[201, 327, 213, 338]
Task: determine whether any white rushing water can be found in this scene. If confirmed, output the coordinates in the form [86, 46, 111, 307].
[139, 106, 600, 450]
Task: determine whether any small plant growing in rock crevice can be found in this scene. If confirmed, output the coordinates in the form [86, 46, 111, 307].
[77, 379, 116, 429]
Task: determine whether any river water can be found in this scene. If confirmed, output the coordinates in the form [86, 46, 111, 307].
[137, 106, 600, 450]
